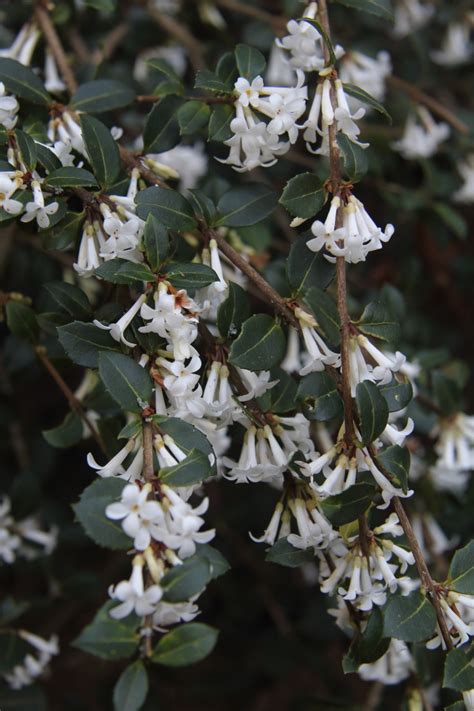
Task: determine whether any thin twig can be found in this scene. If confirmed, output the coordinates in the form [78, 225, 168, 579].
[35, 346, 105, 452]
[34, 3, 78, 94]
[93, 22, 129, 65]
[211, 0, 287, 32]
[387, 75, 468, 135]
[142, 420, 155, 483]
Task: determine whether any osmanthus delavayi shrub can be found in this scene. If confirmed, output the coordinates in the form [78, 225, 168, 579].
[1, 0, 474, 708]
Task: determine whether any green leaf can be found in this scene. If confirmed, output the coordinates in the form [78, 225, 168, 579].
[264, 367, 298, 414]
[5, 301, 39, 343]
[376, 445, 410, 492]
[0, 633, 31, 673]
[178, 101, 211, 135]
[265, 538, 314, 567]
[43, 210, 85, 251]
[357, 301, 400, 343]
[334, 0, 394, 21]
[432, 202, 468, 240]
[383, 591, 437, 642]
[234, 44, 266, 79]
[73, 601, 139, 660]
[152, 623, 218, 667]
[57, 321, 121, 367]
[113, 661, 148, 711]
[15, 129, 37, 170]
[343, 607, 390, 673]
[298, 18, 336, 65]
[0, 58, 50, 105]
[80, 115, 120, 188]
[297, 371, 343, 421]
[147, 58, 184, 96]
[287, 235, 335, 295]
[195, 544, 230, 581]
[84, 0, 116, 11]
[379, 377, 413, 413]
[449, 541, 474, 594]
[46, 167, 98, 188]
[0, 598, 30, 626]
[343, 83, 391, 121]
[194, 70, 232, 94]
[36, 143, 62, 172]
[40, 281, 92, 320]
[188, 190, 216, 225]
[153, 416, 215, 466]
[162, 556, 211, 602]
[95, 258, 153, 284]
[304, 286, 341, 345]
[143, 215, 169, 271]
[160, 449, 212, 487]
[279, 173, 325, 219]
[215, 184, 277, 227]
[43, 411, 83, 448]
[337, 133, 368, 182]
[443, 646, 474, 692]
[72, 477, 131, 549]
[321, 483, 376, 526]
[216, 52, 238, 88]
[165, 262, 218, 289]
[99, 352, 153, 413]
[229, 314, 286, 371]
[70, 80, 135, 112]
[136, 186, 197, 231]
[217, 282, 250, 338]
[356, 381, 389, 445]
[432, 371, 460, 416]
[143, 96, 183, 153]
[208, 104, 234, 142]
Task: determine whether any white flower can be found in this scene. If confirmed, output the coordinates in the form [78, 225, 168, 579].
[0, 170, 24, 214]
[392, 0, 434, 39]
[4, 631, 59, 690]
[145, 143, 208, 191]
[109, 555, 163, 619]
[433, 412, 474, 471]
[349, 335, 405, 396]
[237, 368, 278, 401]
[20, 180, 59, 229]
[431, 22, 472, 66]
[87, 438, 137, 477]
[0, 23, 40, 65]
[153, 599, 200, 628]
[265, 45, 296, 87]
[74, 222, 104, 277]
[44, 51, 66, 93]
[339, 50, 392, 108]
[106, 483, 165, 550]
[222, 425, 285, 484]
[295, 308, 341, 375]
[94, 294, 147, 348]
[454, 155, 474, 204]
[392, 107, 449, 159]
[358, 639, 412, 684]
[157, 355, 202, 398]
[0, 82, 19, 129]
[161, 485, 215, 559]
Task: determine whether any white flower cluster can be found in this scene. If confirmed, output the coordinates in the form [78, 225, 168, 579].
[392, 106, 450, 160]
[428, 413, 474, 496]
[431, 21, 472, 66]
[0, 496, 57, 564]
[3, 631, 59, 690]
[0, 82, 19, 129]
[392, 0, 434, 39]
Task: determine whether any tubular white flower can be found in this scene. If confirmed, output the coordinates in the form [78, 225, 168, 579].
[106, 482, 165, 550]
[433, 413, 474, 471]
[392, 0, 434, 39]
[295, 308, 341, 374]
[145, 142, 208, 191]
[87, 438, 136, 477]
[0, 82, 19, 129]
[276, 4, 344, 72]
[358, 639, 412, 685]
[250, 502, 284, 544]
[20, 180, 59, 229]
[454, 154, 474, 203]
[94, 293, 147, 348]
[392, 107, 449, 159]
[44, 51, 66, 93]
[339, 50, 392, 106]
[109, 555, 163, 619]
[431, 22, 472, 66]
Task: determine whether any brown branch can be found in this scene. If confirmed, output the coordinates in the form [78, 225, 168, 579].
[118, 146, 168, 188]
[212, 0, 287, 33]
[93, 22, 130, 65]
[34, 3, 78, 94]
[387, 75, 468, 135]
[35, 346, 105, 451]
[142, 420, 155, 483]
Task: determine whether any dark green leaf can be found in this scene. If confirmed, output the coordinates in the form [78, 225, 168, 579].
[334, 0, 394, 21]
[113, 661, 148, 711]
[160, 449, 212, 486]
[0, 598, 30, 626]
[5, 301, 39, 343]
[208, 104, 234, 142]
[188, 189, 216, 224]
[84, 0, 116, 11]
[265, 367, 298, 414]
[195, 544, 230, 581]
[383, 591, 437, 642]
[321, 483, 376, 526]
[443, 646, 474, 692]
[449, 541, 474, 594]
[229, 314, 286, 371]
[42, 210, 84, 251]
[297, 371, 343, 421]
[15, 129, 37, 170]
[0, 633, 31, 673]
[217, 282, 250, 338]
[36, 143, 62, 172]
[379, 377, 413, 413]
[154, 416, 215, 466]
[143, 96, 183, 153]
[152, 623, 218, 667]
[432, 202, 468, 240]
[40, 281, 92, 320]
[136, 186, 197, 231]
[43, 411, 84, 448]
[304, 286, 340, 345]
[216, 52, 238, 88]
[80, 115, 120, 188]
[432, 371, 460, 416]
[143, 215, 169, 271]
[279, 173, 325, 218]
[358, 301, 400, 343]
[71, 80, 135, 112]
[216, 184, 277, 227]
[73, 601, 139, 660]
[376, 445, 411, 493]
[95, 258, 153, 284]
[343, 607, 390, 673]
[234, 44, 266, 79]
[265, 538, 314, 567]
[356, 381, 389, 445]
[46, 167, 98, 188]
[343, 83, 391, 121]
[178, 101, 211, 135]
[165, 262, 218, 289]
[194, 70, 232, 94]
[99, 352, 153, 413]
[0, 58, 50, 105]
[57, 321, 122, 367]
[337, 133, 368, 182]
[162, 556, 211, 602]
[287, 234, 335, 295]
[72, 477, 131, 549]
